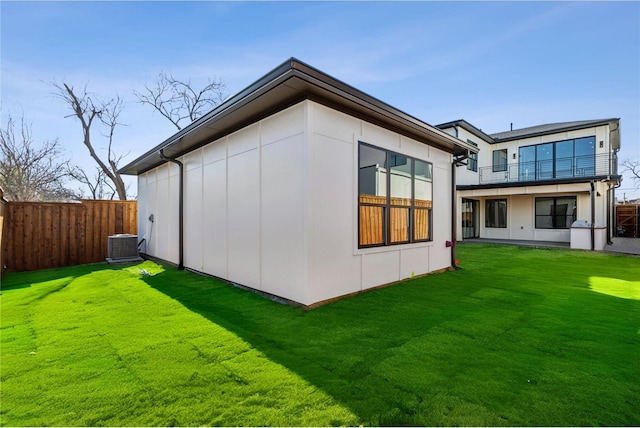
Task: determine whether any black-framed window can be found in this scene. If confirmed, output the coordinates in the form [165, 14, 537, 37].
[358, 142, 433, 247]
[492, 149, 507, 172]
[485, 199, 507, 228]
[467, 140, 478, 172]
[518, 137, 595, 181]
[535, 197, 577, 229]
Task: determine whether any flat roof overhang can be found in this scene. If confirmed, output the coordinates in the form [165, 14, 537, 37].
[120, 58, 478, 175]
[457, 175, 622, 191]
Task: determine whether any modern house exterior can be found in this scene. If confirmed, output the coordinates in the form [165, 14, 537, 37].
[120, 59, 478, 307]
[437, 119, 621, 250]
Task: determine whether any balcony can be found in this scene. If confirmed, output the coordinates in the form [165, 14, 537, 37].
[478, 153, 618, 185]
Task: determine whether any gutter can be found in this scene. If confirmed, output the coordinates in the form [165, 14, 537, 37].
[159, 149, 185, 270]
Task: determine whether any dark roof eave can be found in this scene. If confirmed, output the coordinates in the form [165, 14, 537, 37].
[436, 119, 495, 144]
[457, 175, 622, 191]
[120, 58, 475, 176]
[491, 118, 620, 142]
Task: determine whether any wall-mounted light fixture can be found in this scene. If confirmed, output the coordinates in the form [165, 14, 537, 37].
[512, 153, 516, 160]
[599, 141, 604, 148]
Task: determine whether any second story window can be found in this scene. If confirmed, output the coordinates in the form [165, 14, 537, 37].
[467, 140, 478, 172]
[492, 149, 507, 172]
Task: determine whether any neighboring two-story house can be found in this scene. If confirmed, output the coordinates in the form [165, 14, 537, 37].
[437, 119, 621, 250]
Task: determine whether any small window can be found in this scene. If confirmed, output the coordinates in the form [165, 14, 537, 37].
[492, 149, 507, 172]
[535, 197, 577, 229]
[467, 140, 478, 172]
[485, 199, 507, 228]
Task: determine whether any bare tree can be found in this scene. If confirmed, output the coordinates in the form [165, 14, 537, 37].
[621, 159, 640, 190]
[0, 115, 75, 201]
[66, 165, 116, 200]
[53, 82, 128, 200]
[134, 72, 226, 130]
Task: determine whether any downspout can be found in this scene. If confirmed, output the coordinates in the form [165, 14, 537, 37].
[451, 149, 469, 269]
[590, 180, 595, 251]
[159, 149, 184, 270]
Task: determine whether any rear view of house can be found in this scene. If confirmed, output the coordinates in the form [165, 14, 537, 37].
[437, 119, 621, 249]
[120, 59, 477, 306]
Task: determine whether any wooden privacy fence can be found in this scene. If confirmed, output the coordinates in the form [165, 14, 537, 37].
[616, 204, 639, 238]
[359, 195, 432, 246]
[2, 200, 137, 272]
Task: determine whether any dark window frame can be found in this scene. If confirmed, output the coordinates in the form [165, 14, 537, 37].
[535, 196, 577, 229]
[467, 140, 478, 172]
[485, 199, 507, 228]
[358, 142, 433, 248]
[518, 136, 596, 181]
[492, 149, 508, 172]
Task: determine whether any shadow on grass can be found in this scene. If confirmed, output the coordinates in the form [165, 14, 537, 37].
[140, 245, 640, 426]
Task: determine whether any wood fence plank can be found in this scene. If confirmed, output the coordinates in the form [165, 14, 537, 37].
[3, 200, 137, 272]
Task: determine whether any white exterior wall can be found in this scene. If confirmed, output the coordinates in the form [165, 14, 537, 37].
[137, 163, 180, 264]
[458, 181, 610, 243]
[138, 100, 455, 306]
[306, 102, 452, 305]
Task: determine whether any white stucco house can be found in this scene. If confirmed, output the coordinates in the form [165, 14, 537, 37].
[436, 119, 621, 250]
[120, 59, 478, 307]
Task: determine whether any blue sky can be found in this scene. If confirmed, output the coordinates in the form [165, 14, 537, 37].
[2, 1, 639, 199]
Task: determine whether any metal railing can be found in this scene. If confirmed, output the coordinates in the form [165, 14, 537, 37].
[479, 153, 618, 184]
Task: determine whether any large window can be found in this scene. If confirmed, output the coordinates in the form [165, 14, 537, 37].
[359, 143, 433, 247]
[492, 149, 507, 172]
[485, 199, 507, 228]
[535, 197, 577, 229]
[518, 137, 595, 181]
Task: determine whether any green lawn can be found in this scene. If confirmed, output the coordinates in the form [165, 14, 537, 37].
[1, 245, 639, 426]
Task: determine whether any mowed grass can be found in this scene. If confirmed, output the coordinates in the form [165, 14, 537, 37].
[1, 245, 638, 426]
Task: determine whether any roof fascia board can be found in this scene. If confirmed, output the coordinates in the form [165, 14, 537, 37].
[492, 118, 620, 142]
[120, 58, 477, 175]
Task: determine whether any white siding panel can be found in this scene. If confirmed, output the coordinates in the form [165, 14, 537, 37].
[228, 123, 259, 157]
[155, 167, 171, 262]
[261, 134, 306, 302]
[137, 175, 147, 247]
[261, 103, 304, 146]
[227, 149, 260, 288]
[184, 163, 204, 270]
[306, 132, 360, 305]
[400, 246, 430, 279]
[145, 169, 158, 257]
[362, 251, 401, 289]
[311, 103, 359, 143]
[203, 139, 226, 165]
[202, 159, 228, 279]
[167, 168, 180, 264]
[429, 164, 453, 271]
[362, 122, 401, 150]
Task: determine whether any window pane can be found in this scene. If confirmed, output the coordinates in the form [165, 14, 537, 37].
[359, 205, 384, 246]
[414, 208, 430, 241]
[414, 160, 433, 209]
[486, 199, 507, 228]
[389, 207, 409, 243]
[390, 153, 411, 206]
[536, 143, 553, 179]
[535, 197, 575, 229]
[359, 144, 386, 202]
[554, 197, 577, 228]
[493, 149, 507, 172]
[518, 146, 536, 181]
[575, 137, 595, 176]
[555, 140, 574, 178]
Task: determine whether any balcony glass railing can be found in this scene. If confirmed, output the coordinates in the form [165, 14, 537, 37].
[478, 153, 618, 184]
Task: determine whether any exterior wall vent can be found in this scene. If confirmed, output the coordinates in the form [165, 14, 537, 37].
[106, 234, 143, 263]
